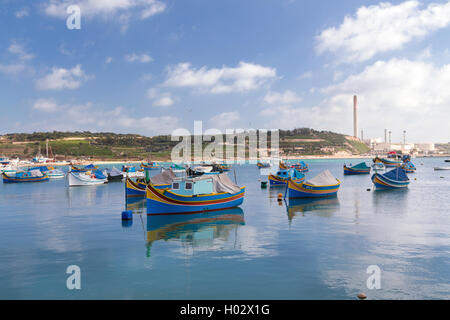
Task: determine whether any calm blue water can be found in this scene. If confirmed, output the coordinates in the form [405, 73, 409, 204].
[0, 159, 449, 300]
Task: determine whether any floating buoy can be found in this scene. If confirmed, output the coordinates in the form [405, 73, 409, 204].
[122, 210, 133, 220]
[277, 193, 283, 201]
[261, 181, 268, 188]
[366, 188, 371, 191]
[357, 293, 367, 300]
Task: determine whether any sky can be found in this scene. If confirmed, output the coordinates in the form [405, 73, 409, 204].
[1, 0, 450, 143]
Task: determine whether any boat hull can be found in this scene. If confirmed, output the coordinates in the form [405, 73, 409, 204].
[2, 172, 49, 183]
[146, 184, 245, 215]
[371, 173, 410, 189]
[68, 172, 107, 186]
[287, 179, 340, 198]
[343, 165, 371, 175]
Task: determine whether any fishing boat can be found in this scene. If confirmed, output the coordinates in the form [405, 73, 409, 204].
[445, 160, 450, 163]
[0, 164, 19, 175]
[279, 162, 288, 170]
[218, 163, 232, 172]
[187, 164, 223, 177]
[290, 161, 309, 172]
[104, 167, 124, 181]
[122, 165, 145, 178]
[47, 169, 65, 179]
[141, 161, 161, 170]
[164, 163, 186, 174]
[372, 162, 385, 171]
[371, 167, 410, 189]
[401, 161, 416, 173]
[2, 169, 49, 183]
[343, 162, 371, 175]
[126, 170, 177, 197]
[146, 173, 245, 215]
[373, 156, 402, 168]
[257, 162, 271, 169]
[268, 168, 305, 186]
[434, 167, 450, 171]
[68, 171, 107, 186]
[70, 164, 98, 173]
[287, 170, 340, 198]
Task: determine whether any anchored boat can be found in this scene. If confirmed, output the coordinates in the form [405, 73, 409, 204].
[287, 170, 340, 199]
[289, 161, 309, 172]
[343, 162, 371, 175]
[146, 173, 245, 215]
[126, 169, 176, 197]
[269, 168, 305, 186]
[374, 156, 402, 168]
[371, 167, 410, 189]
[68, 171, 107, 186]
[2, 169, 49, 183]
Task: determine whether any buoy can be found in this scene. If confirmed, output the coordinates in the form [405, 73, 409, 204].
[367, 188, 371, 191]
[277, 193, 283, 201]
[357, 293, 367, 300]
[261, 181, 268, 188]
[122, 210, 133, 220]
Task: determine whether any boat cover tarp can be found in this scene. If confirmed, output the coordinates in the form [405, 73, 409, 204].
[107, 167, 123, 176]
[306, 170, 338, 186]
[350, 162, 370, 170]
[150, 169, 176, 185]
[211, 173, 241, 194]
[93, 169, 106, 180]
[85, 164, 96, 169]
[383, 168, 409, 181]
[28, 169, 44, 177]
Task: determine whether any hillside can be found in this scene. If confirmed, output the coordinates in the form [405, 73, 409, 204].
[0, 128, 370, 161]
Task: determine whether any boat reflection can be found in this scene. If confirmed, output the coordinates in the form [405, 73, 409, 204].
[146, 207, 245, 256]
[372, 187, 409, 215]
[125, 197, 146, 214]
[286, 197, 340, 221]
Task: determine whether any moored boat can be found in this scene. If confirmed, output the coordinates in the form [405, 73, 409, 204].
[47, 169, 66, 179]
[126, 169, 177, 197]
[146, 173, 245, 215]
[289, 161, 309, 172]
[122, 165, 145, 178]
[343, 162, 371, 175]
[374, 156, 402, 167]
[287, 170, 340, 198]
[371, 167, 410, 189]
[2, 169, 49, 183]
[105, 167, 124, 181]
[68, 171, 107, 186]
[401, 161, 416, 173]
[141, 162, 161, 170]
[372, 162, 385, 171]
[70, 164, 98, 173]
[257, 162, 271, 169]
[269, 168, 305, 186]
[434, 166, 450, 171]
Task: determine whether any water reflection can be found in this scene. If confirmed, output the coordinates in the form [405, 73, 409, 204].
[372, 188, 409, 215]
[125, 198, 146, 214]
[146, 207, 245, 257]
[286, 197, 340, 222]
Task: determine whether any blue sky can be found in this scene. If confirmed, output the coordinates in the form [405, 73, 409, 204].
[1, 0, 450, 142]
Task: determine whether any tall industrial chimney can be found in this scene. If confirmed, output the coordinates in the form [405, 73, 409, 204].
[384, 129, 387, 144]
[353, 95, 358, 138]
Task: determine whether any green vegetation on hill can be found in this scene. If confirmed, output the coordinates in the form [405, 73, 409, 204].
[0, 128, 370, 160]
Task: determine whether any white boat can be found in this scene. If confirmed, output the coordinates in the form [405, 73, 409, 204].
[434, 167, 450, 171]
[68, 172, 107, 186]
[123, 171, 145, 178]
[47, 169, 66, 179]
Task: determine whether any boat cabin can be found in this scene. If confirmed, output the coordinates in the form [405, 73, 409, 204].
[170, 177, 215, 196]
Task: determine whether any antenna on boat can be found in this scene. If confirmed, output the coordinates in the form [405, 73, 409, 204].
[233, 166, 237, 184]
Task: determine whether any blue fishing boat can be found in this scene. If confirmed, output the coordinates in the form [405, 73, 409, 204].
[125, 178, 146, 197]
[141, 162, 161, 170]
[70, 164, 98, 173]
[374, 155, 402, 167]
[2, 169, 49, 183]
[287, 170, 340, 198]
[371, 167, 410, 189]
[126, 170, 176, 197]
[268, 168, 305, 186]
[290, 161, 309, 172]
[257, 162, 271, 169]
[146, 173, 245, 215]
[343, 162, 371, 175]
[401, 161, 416, 173]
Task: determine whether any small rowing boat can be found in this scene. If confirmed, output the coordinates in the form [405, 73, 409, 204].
[2, 169, 49, 183]
[68, 171, 107, 186]
[371, 167, 410, 189]
[47, 169, 66, 179]
[269, 168, 305, 186]
[434, 167, 450, 171]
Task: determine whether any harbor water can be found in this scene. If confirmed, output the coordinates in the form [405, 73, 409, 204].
[0, 158, 449, 299]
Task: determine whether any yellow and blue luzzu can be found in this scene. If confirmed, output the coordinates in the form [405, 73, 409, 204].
[401, 161, 416, 173]
[269, 168, 305, 186]
[287, 170, 340, 198]
[146, 174, 245, 215]
[371, 167, 410, 189]
[2, 170, 49, 183]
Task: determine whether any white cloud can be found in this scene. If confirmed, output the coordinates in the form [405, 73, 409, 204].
[15, 7, 29, 18]
[0, 64, 26, 75]
[298, 71, 313, 79]
[164, 61, 276, 94]
[263, 90, 302, 106]
[209, 112, 240, 129]
[125, 53, 153, 63]
[262, 58, 450, 142]
[0, 41, 33, 75]
[35, 65, 90, 90]
[8, 41, 33, 61]
[316, 0, 450, 63]
[105, 57, 113, 64]
[32, 99, 60, 112]
[43, 0, 166, 18]
[147, 88, 175, 107]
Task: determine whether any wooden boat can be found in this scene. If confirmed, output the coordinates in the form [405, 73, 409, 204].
[371, 167, 410, 189]
[70, 164, 98, 173]
[269, 168, 305, 186]
[218, 164, 232, 172]
[434, 167, 450, 171]
[257, 162, 271, 169]
[372, 162, 385, 171]
[2, 169, 49, 183]
[126, 178, 147, 197]
[445, 160, 450, 163]
[146, 173, 245, 215]
[373, 156, 402, 168]
[401, 161, 416, 173]
[126, 170, 176, 197]
[47, 169, 65, 179]
[279, 162, 288, 170]
[141, 162, 161, 170]
[343, 162, 371, 175]
[289, 161, 309, 172]
[105, 167, 124, 181]
[122, 165, 145, 178]
[68, 171, 107, 186]
[287, 170, 340, 198]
